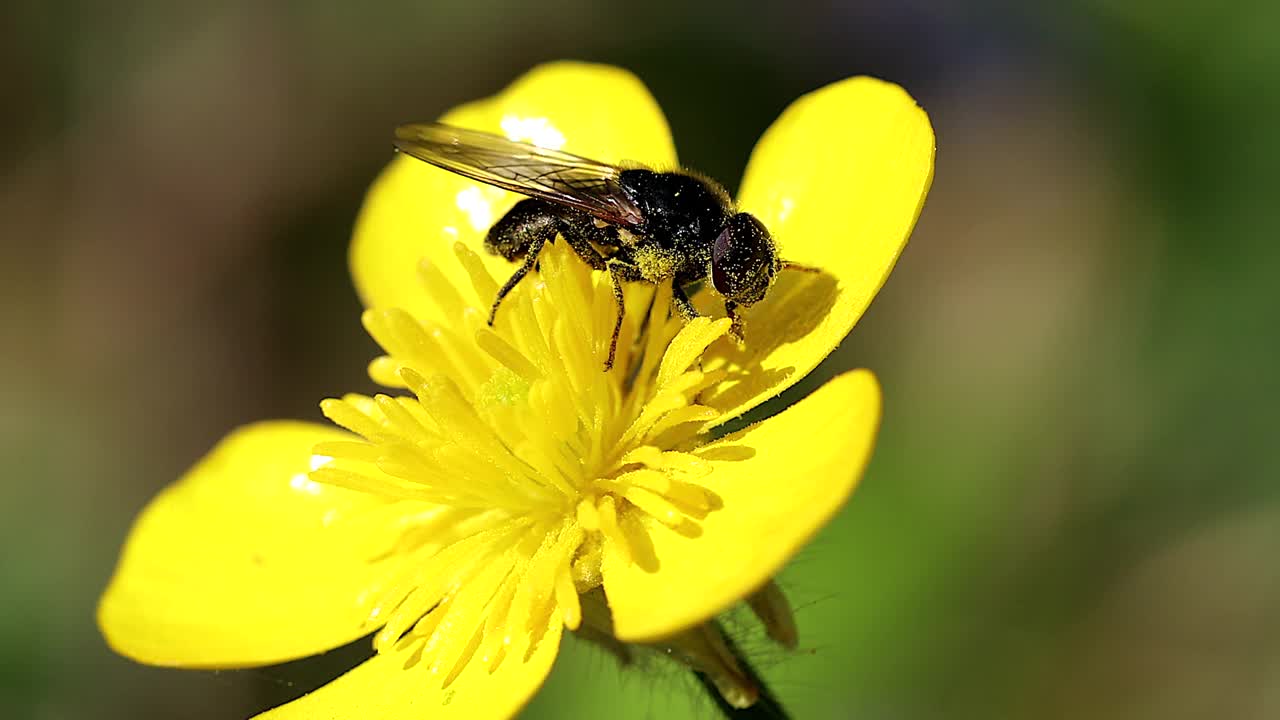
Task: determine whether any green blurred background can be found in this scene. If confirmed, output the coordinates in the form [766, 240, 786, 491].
[3, 1, 1278, 718]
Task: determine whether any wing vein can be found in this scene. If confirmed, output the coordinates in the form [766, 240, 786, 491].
[392, 123, 646, 227]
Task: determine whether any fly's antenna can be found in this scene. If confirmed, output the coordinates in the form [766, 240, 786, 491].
[781, 260, 821, 274]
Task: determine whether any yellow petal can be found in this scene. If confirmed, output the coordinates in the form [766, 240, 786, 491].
[603, 370, 881, 641]
[351, 61, 677, 328]
[98, 421, 395, 667]
[706, 77, 934, 421]
[257, 615, 562, 720]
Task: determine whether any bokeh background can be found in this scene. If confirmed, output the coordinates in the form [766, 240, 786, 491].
[4, 1, 1278, 718]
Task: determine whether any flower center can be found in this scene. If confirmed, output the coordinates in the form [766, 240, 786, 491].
[311, 239, 734, 684]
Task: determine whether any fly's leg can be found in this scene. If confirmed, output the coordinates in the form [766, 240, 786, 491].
[489, 236, 546, 325]
[724, 300, 745, 346]
[605, 258, 645, 371]
[486, 203, 610, 324]
[487, 203, 629, 359]
[559, 211, 631, 370]
[486, 200, 561, 324]
[671, 283, 701, 322]
[670, 274, 746, 345]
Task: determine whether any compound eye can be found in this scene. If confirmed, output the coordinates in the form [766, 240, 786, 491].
[711, 227, 735, 296]
[712, 213, 774, 302]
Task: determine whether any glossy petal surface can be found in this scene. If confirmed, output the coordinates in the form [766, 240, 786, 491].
[351, 61, 677, 327]
[98, 422, 395, 667]
[258, 617, 562, 720]
[602, 370, 882, 641]
[705, 77, 934, 422]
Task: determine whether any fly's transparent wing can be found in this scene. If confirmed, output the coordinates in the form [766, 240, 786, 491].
[393, 122, 646, 227]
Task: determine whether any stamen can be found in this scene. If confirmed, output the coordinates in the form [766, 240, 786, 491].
[400, 370, 560, 505]
[502, 529, 555, 648]
[417, 256, 468, 322]
[452, 242, 500, 305]
[362, 309, 461, 386]
[439, 622, 487, 689]
[576, 498, 600, 530]
[616, 389, 691, 451]
[638, 283, 676, 379]
[370, 519, 527, 653]
[651, 450, 715, 478]
[429, 444, 542, 510]
[553, 562, 582, 630]
[376, 584, 444, 653]
[661, 480, 713, 514]
[309, 466, 445, 503]
[367, 355, 404, 387]
[427, 557, 515, 685]
[505, 285, 550, 367]
[401, 596, 449, 652]
[371, 449, 440, 488]
[596, 495, 630, 564]
[528, 375, 579, 447]
[610, 468, 671, 494]
[518, 523, 585, 656]
[314, 239, 759, 684]
[622, 486, 685, 529]
[374, 394, 435, 443]
[478, 569, 521, 671]
[311, 440, 384, 465]
[552, 310, 596, 420]
[508, 440, 578, 498]
[657, 317, 732, 389]
[618, 444, 664, 468]
[320, 397, 388, 442]
[645, 405, 721, 446]
[475, 328, 543, 381]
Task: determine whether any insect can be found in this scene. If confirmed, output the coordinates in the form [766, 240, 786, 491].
[393, 122, 817, 370]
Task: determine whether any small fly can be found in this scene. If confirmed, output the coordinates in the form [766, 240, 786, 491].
[392, 123, 816, 370]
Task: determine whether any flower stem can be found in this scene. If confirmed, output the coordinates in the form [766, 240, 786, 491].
[694, 621, 791, 720]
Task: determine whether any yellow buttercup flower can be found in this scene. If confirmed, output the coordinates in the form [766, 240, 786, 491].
[97, 62, 933, 718]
